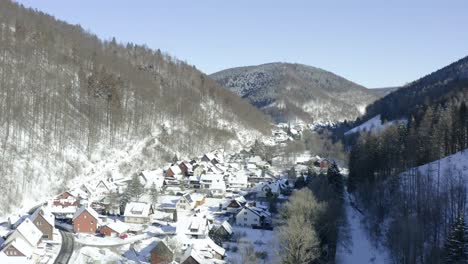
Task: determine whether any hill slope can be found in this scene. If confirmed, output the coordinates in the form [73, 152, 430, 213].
[361, 56, 468, 123]
[0, 1, 271, 216]
[211, 63, 378, 124]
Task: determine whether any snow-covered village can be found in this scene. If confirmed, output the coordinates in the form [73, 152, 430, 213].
[2, 1, 468, 263]
[0, 122, 344, 264]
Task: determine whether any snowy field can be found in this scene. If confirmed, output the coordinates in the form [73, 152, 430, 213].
[224, 226, 279, 264]
[336, 193, 389, 264]
[344, 115, 407, 136]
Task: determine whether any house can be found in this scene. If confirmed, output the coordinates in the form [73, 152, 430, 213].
[150, 239, 175, 264]
[201, 152, 219, 165]
[95, 180, 112, 196]
[178, 161, 193, 176]
[181, 248, 205, 264]
[176, 193, 196, 211]
[52, 191, 79, 207]
[99, 220, 129, 237]
[227, 172, 248, 190]
[30, 207, 55, 240]
[166, 165, 183, 179]
[4, 218, 42, 248]
[73, 206, 100, 233]
[124, 202, 153, 224]
[186, 215, 210, 239]
[235, 206, 271, 228]
[0, 238, 34, 259]
[225, 196, 246, 213]
[213, 221, 233, 240]
[200, 174, 226, 197]
[140, 169, 166, 190]
[187, 176, 200, 189]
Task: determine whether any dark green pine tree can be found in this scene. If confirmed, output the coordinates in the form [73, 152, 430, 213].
[327, 162, 344, 199]
[445, 213, 468, 264]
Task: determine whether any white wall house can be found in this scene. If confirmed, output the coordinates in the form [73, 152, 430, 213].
[235, 206, 271, 228]
[124, 202, 152, 224]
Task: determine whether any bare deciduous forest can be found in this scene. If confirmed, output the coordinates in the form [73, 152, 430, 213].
[0, 1, 270, 215]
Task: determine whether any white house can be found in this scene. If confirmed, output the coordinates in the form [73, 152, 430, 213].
[200, 174, 226, 197]
[185, 215, 210, 239]
[124, 202, 153, 224]
[235, 206, 271, 228]
[0, 237, 34, 259]
[4, 218, 43, 248]
[176, 193, 196, 211]
[227, 171, 248, 190]
[139, 169, 165, 190]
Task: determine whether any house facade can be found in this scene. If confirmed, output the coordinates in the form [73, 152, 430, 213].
[30, 208, 54, 240]
[235, 206, 271, 228]
[124, 202, 152, 224]
[73, 207, 99, 233]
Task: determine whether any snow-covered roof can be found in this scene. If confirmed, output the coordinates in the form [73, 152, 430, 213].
[220, 221, 233, 235]
[141, 169, 165, 188]
[73, 206, 100, 221]
[238, 206, 271, 219]
[104, 220, 129, 234]
[6, 218, 42, 247]
[200, 174, 224, 182]
[168, 165, 182, 175]
[124, 202, 151, 218]
[1, 238, 34, 258]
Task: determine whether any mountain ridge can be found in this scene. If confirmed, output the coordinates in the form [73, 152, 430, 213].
[211, 62, 379, 124]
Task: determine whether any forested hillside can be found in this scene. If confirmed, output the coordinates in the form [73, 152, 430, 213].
[211, 62, 378, 124]
[347, 56, 468, 263]
[0, 1, 270, 216]
[360, 56, 468, 123]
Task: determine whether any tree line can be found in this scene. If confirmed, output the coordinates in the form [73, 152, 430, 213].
[348, 99, 468, 263]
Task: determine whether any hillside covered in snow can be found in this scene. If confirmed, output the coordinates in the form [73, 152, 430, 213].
[211, 62, 379, 124]
[0, 1, 271, 216]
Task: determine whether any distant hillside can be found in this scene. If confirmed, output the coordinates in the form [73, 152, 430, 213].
[361, 56, 468, 123]
[211, 63, 378, 124]
[369, 87, 399, 97]
[0, 1, 270, 215]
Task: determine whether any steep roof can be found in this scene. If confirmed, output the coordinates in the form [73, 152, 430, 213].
[5, 218, 43, 247]
[1, 238, 34, 258]
[73, 206, 100, 221]
[220, 221, 233, 235]
[168, 165, 182, 175]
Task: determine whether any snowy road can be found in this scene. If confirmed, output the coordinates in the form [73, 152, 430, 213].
[55, 230, 74, 264]
[336, 192, 388, 264]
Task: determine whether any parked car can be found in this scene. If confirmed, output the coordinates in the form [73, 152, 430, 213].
[119, 234, 128, 239]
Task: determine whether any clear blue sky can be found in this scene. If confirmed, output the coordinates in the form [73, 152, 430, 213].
[15, 0, 468, 88]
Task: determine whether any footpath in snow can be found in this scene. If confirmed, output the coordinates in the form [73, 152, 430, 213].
[336, 192, 388, 264]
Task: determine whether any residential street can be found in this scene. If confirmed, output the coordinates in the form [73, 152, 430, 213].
[54, 230, 74, 264]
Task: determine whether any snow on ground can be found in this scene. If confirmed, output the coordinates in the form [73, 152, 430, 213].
[71, 246, 131, 264]
[336, 193, 388, 264]
[224, 226, 279, 263]
[75, 233, 148, 247]
[344, 114, 407, 136]
[400, 149, 468, 205]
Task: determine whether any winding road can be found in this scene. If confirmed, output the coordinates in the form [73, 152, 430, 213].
[54, 229, 74, 264]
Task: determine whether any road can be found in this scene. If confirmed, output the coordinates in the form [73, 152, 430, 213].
[54, 229, 74, 264]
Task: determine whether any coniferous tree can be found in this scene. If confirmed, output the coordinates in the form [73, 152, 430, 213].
[327, 162, 344, 199]
[149, 182, 159, 204]
[445, 213, 468, 264]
